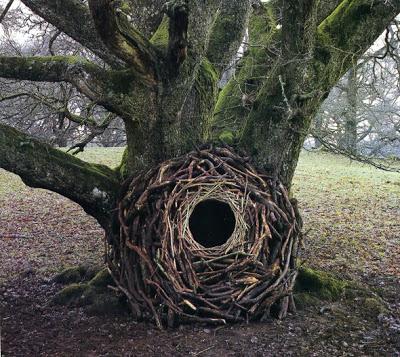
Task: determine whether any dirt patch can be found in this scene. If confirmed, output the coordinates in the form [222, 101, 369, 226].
[1, 274, 399, 356]
[1, 152, 400, 356]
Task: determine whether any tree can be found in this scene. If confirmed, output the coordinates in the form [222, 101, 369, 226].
[0, 5, 126, 149]
[1, 0, 400, 324]
[311, 25, 400, 161]
[1, 0, 398, 226]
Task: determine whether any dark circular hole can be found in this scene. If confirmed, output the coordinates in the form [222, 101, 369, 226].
[189, 199, 236, 248]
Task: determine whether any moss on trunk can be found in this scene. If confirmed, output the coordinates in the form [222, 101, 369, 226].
[0, 123, 119, 228]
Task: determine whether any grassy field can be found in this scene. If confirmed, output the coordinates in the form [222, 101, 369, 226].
[1, 148, 399, 356]
[1, 148, 399, 280]
[293, 151, 400, 279]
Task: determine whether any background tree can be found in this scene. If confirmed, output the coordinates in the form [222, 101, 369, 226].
[310, 18, 400, 160]
[0, 4, 126, 149]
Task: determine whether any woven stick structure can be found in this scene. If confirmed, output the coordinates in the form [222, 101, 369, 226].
[107, 146, 302, 328]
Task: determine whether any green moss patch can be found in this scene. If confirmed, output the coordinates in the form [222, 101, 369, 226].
[89, 268, 114, 288]
[293, 292, 322, 310]
[53, 264, 100, 284]
[150, 15, 169, 51]
[53, 267, 126, 315]
[293, 267, 390, 317]
[295, 267, 347, 301]
[53, 283, 88, 305]
[218, 130, 235, 145]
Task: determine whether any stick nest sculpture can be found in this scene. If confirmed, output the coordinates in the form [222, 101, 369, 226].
[107, 146, 302, 328]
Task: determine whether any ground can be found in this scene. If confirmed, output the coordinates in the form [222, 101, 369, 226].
[0, 148, 399, 356]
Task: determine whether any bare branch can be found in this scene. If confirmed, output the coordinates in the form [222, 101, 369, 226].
[311, 132, 400, 173]
[65, 111, 117, 154]
[20, 0, 123, 67]
[48, 30, 61, 56]
[0, 0, 15, 24]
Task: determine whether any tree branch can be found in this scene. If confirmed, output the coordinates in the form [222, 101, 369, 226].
[64, 112, 117, 155]
[0, 0, 15, 24]
[0, 55, 105, 85]
[20, 0, 123, 68]
[61, 108, 99, 128]
[213, 0, 400, 186]
[88, 0, 159, 85]
[211, 1, 281, 140]
[207, 0, 252, 74]
[315, 0, 400, 89]
[0, 122, 120, 228]
[0, 55, 123, 115]
[281, 0, 316, 57]
[164, 0, 189, 67]
[125, 0, 167, 37]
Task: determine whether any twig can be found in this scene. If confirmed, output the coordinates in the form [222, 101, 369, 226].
[0, 0, 14, 24]
[106, 145, 301, 328]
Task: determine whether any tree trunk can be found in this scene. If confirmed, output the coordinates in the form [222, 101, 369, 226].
[339, 68, 358, 154]
[1, 0, 399, 328]
[313, 114, 324, 149]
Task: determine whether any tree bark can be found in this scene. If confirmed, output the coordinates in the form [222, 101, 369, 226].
[0, 122, 119, 228]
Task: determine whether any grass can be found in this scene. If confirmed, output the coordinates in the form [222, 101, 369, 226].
[75, 147, 125, 169]
[292, 150, 400, 279]
[1, 148, 399, 281]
